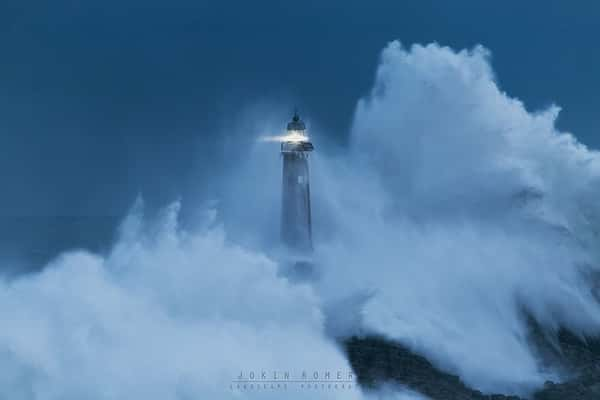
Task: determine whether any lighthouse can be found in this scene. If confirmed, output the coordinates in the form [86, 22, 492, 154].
[280, 112, 314, 253]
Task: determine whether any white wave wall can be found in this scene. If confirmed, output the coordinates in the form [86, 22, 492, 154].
[311, 42, 600, 395]
[0, 200, 363, 400]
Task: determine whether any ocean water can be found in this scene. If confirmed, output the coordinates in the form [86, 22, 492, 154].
[0, 216, 120, 277]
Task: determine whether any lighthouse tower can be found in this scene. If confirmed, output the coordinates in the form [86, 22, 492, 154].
[281, 112, 314, 253]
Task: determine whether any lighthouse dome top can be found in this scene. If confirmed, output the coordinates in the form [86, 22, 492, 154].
[287, 112, 306, 132]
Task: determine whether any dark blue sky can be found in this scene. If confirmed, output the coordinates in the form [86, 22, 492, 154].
[1, 0, 599, 216]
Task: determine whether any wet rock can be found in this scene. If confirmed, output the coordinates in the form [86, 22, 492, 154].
[344, 326, 600, 400]
[344, 335, 524, 400]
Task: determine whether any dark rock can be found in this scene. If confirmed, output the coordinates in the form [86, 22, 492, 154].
[343, 335, 524, 400]
[344, 326, 600, 400]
